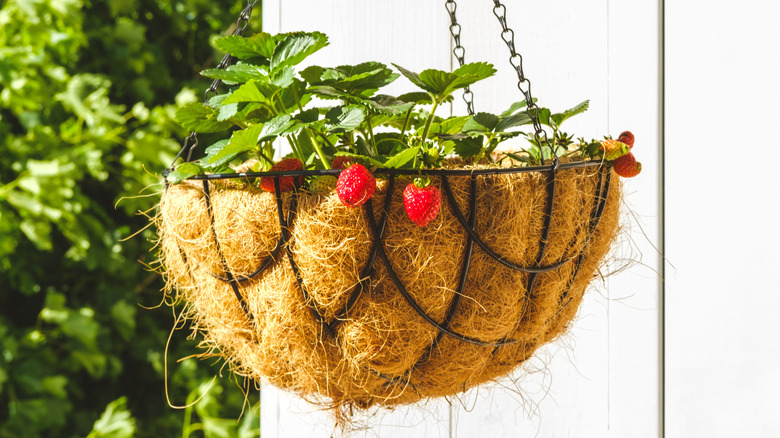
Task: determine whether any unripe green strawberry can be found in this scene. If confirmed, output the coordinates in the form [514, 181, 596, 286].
[336, 164, 376, 207]
[617, 131, 635, 149]
[600, 139, 630, 161]
[403, 180, 441, 227]
[308, 175, 337, 195]
[612, 152, 642, 177]
[259, 158, 303, 192]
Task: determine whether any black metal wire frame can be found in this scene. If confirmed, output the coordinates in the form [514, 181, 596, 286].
[174, 160, 612, 386]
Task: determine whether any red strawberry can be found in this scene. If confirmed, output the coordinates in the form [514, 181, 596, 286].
[336, 164, 376, 207]
[259, 158, 303, 192]
[403, 180, 441, 227]
[617, 131, 635, 149]
[612, 152, 642, 177]
[332, 156, 353, 169]
[600, 139, 630, 161]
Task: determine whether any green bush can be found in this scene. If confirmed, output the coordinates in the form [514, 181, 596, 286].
[0, 1, 261, 436]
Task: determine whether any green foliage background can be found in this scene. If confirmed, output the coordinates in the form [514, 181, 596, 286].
[0, 0, 261, 436]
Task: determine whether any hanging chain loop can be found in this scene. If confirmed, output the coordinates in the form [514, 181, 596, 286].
[491, 0, 554, 164]
[169, 0, 260, 171]
[444, 0, 475, 116]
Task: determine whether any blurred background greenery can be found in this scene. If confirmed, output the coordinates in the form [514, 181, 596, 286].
[0, 0, 262, 436]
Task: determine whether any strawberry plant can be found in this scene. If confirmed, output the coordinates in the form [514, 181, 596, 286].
[169, 30, 643, 206]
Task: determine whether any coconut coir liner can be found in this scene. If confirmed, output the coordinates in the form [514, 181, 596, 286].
[158, 165, 620, 412]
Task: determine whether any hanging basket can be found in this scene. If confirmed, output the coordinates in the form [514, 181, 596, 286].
[158, 159, 620, 408]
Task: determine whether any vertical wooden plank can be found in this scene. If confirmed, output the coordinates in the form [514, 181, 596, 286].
[605, 0, 663, 436]
[665, 0, 780, 436]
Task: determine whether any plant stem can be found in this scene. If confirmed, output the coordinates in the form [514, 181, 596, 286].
[365, 113, 377, 156]
[420, 96, 440, 143]
[307, 128, 331, 168]
[287, 136, 303, 162]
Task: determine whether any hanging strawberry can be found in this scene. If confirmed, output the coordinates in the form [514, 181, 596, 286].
[613, 152, 642, 177]
[259, 158, 304, 192]
[336, 164, 376, 207]
[403, 178, 441, 227]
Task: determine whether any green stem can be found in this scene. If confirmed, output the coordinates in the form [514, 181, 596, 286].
[317, 131, 336, 149]
[420, 97, 440, 143]
[255, 146, 275, 166]
[287, 136, 303, 162]
[307, 128, 331, 168]
[365, 113, 376, 156]
[399, 106, 415, 140]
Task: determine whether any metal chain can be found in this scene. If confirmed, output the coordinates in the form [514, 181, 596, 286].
[444, 0, 475, 116]
[491, 0, 555, 164]
[170, 0, 260, 168]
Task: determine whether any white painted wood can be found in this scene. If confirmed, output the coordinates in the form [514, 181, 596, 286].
[665, 1, 780, 436]
[261, 1, 663, 436]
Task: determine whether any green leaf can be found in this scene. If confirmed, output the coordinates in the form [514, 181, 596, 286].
[307, 85, 367, 107]
[463, 112, 500, 132]
[212, 32, 283, 60]
[325, 105, 365, 133]
[222, 80, 276, 105]
[203, 125, 264, 168]
[397, 92, 433, 104]
[495, 111, 533, 132]
[334, 151, 386, 168]
[395, 62, 496, 100]
[365, 94, 414, 115]
[110, 301, 136, 341]
[551, 100, 589, 127]
[303, 62, 398, 97]
[201, 63, 267, 83]
[383, 146, 420, 168]
[270, 65, 295, 87]
[258, 114, 294, 142]
[166, 162, 203, 184]
[392, 64, 429, 90]
[175, 102, 231, 133]
[453, 136, 484, 158]
[294, 108, 320, 124]
[86, 397, 136, 438]
[270, 32, 328, 73]
[217, 102, 240, 121]
[202, 139, 232, 169]
[500, 100, 533, 117]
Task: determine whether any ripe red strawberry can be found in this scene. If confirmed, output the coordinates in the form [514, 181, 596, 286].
[332, 156, 352, 169]
[336, 164, 376, 207]
[612, 152, 642, 177]
[600, 139, 630, 161]
[403, 180, 441, 227]
[259, 158, 303, 192]
[617, 131, 635, 149]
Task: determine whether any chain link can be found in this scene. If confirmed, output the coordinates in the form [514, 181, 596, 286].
[171, 0, 260, 169]
[491, 0, 554, 164]
[444, 0, 475, 116]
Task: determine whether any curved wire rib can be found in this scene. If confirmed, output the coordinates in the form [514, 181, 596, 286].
[524, 161, 559, 298]
[440, 174, 574, 274]
[328, 174, 396, 333]
[553, 167, 612, 314]
[383, 175, 479, 388]
[270, 178, 339, 341]
[366, 187, 521, 348]
[202, 180, 254, 321]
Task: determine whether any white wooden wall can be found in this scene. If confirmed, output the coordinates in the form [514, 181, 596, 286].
[664, 0, 780, 436]
[256, 1, 779, 436]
